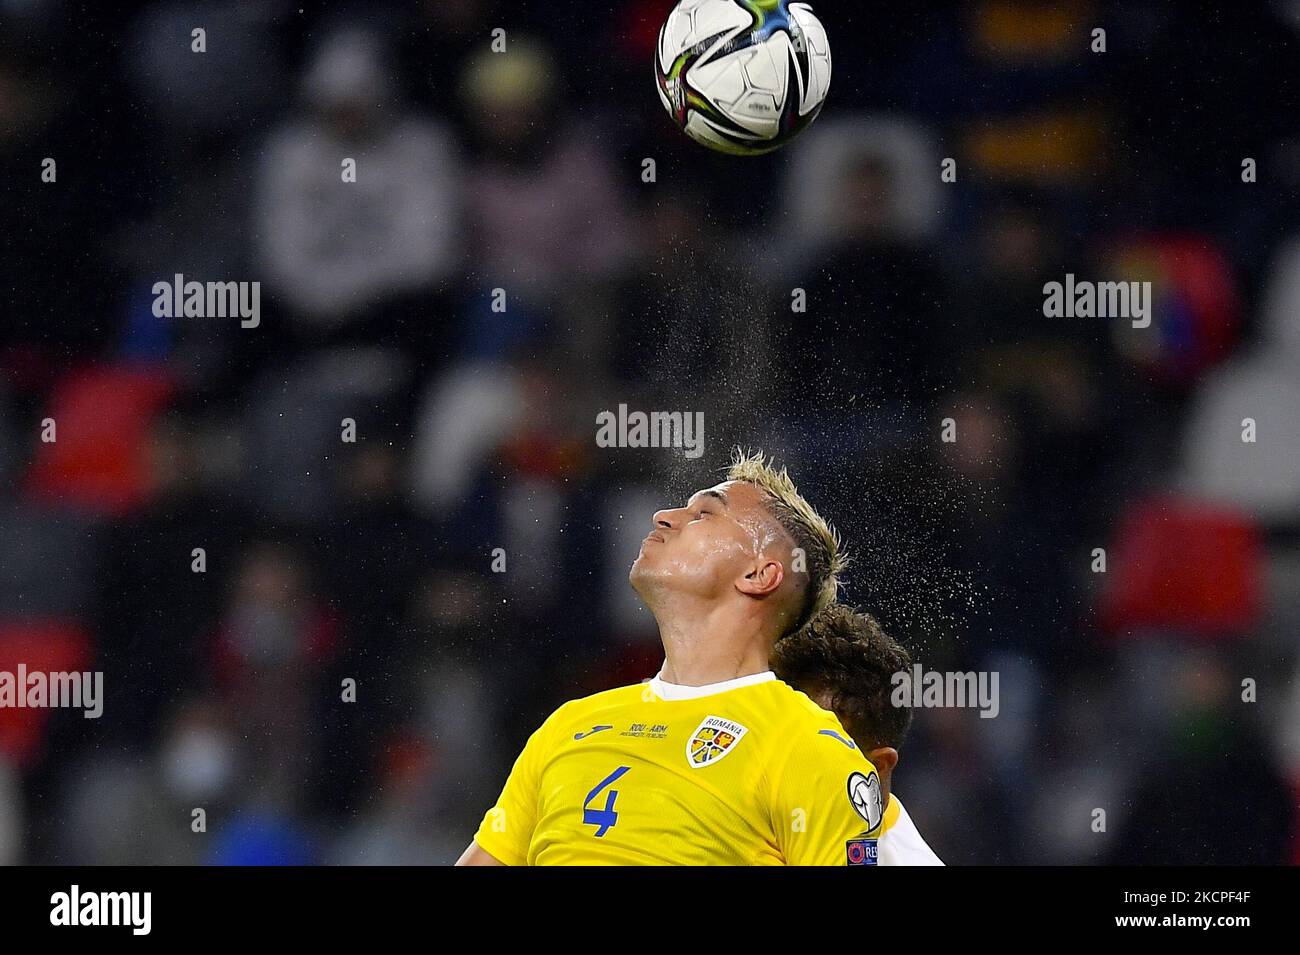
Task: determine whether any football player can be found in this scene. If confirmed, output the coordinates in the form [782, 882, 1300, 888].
[772, 602, 943, 865]
[456, 450, 886, 865]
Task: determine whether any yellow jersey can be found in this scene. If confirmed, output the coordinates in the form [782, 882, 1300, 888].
[473, 669, 885, 865]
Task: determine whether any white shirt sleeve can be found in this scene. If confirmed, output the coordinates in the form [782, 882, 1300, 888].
[877, 796, 944, 866]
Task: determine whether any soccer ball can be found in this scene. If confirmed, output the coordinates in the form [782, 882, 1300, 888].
[655, 0, 832, 156]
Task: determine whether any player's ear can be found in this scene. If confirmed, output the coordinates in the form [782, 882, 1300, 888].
[868, 746, 899, 800]
[736, 557, 784, 598]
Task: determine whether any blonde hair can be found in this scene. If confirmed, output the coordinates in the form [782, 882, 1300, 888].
[726, 449, 847, 636]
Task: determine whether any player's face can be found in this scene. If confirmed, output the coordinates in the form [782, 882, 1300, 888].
[630, 480, 781, 603]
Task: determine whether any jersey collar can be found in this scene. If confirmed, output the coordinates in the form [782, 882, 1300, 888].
[648, 669, 776, 701]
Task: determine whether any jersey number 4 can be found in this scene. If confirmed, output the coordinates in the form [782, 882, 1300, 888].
[583, 766, 631, 837]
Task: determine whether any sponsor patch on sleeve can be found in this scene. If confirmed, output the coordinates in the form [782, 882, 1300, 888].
[846, 837, 878, 866]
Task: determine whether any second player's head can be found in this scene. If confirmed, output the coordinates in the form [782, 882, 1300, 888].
[772, 603, 913, 803]
[629, 449, 844, 647]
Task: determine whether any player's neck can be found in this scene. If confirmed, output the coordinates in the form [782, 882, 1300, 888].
[654, 603, 772, 687]
[657, 655, 771, 687]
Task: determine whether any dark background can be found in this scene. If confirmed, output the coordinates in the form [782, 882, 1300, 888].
[1, 0, 1298, 864]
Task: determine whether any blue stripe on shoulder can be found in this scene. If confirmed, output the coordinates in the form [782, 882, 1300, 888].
[818, 728, 857, 749]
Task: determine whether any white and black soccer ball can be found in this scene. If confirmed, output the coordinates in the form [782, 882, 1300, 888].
[655, 0, 832, 156]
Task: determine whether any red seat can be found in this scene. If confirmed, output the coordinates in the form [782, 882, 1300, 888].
[1292, 780, 1300, 866]
[0, 619, 93, 767]
[24, 364, 175, 516]
[1099, 494, 1263, 637]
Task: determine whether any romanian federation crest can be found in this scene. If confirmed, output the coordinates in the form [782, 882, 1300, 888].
[686, 715, 748, 768]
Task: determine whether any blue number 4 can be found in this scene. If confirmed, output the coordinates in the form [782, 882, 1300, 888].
[583, 766, 631, 837]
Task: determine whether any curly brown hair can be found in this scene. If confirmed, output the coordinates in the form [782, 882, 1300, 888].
[771, 603, 913, 751]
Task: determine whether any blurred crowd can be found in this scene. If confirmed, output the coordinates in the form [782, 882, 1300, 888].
[2, 0, 1299, 864]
